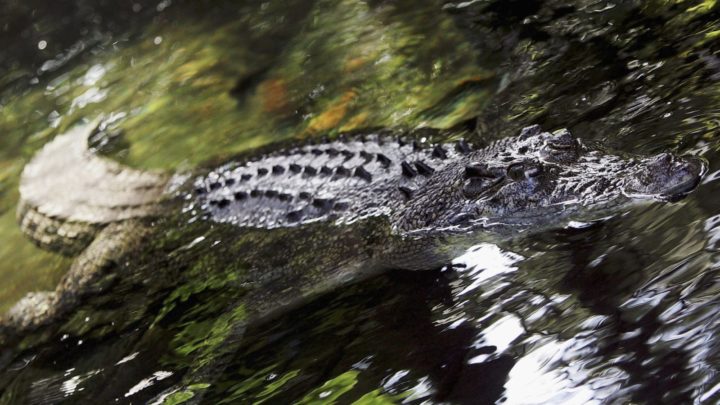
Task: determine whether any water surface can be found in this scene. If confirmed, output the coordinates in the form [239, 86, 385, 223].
[2, 0, 720, 403]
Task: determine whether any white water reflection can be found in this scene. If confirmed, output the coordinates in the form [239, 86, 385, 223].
[81, 64, 107, 86]
[70, 87, 108, 111]
[124, 371, 173, 398]
[452, 243, 523, 296]
[59, 368, 101, 397]
[468, 314, 524, 364]
[452, 243, 626, 404]
[503, 336, 618, 405]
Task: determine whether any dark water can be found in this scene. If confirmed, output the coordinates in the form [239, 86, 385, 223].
[2, 0, 720, 404]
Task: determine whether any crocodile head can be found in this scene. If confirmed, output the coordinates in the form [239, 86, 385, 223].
[400, 125, 705, 232]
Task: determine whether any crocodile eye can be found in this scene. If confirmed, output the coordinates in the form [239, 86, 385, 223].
[507, 161, 543, 181]
[462, 162, 506, 198]
[463, 177, 502, 199]
[540, 129, 580, 163]
[462, 162, 507, 198]
[464, 162, 497, 179]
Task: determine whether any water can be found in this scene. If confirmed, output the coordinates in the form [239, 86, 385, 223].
[2, 0, 720, 403]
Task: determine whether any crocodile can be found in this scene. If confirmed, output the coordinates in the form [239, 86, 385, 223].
[5, 119, 705, 333]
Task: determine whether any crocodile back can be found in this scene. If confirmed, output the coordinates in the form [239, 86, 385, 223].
[193, 133, 467, 229]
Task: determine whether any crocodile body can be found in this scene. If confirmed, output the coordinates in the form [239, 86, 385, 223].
[2, 119, 704, 402]
[192, 124, 704, 269]
[6, 120, 705, 329]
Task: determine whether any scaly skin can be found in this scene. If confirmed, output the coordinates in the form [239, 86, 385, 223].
[193, 124, 705, 268]
[16, 119, 169, 256]
[5, 119, 705, 331]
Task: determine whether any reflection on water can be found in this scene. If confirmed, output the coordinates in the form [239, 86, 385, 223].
[2, 0, 720, 403]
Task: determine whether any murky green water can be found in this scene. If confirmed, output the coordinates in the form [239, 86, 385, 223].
[2, 0, 720, 403]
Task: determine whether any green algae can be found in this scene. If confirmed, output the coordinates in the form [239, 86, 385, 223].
[160, 389, 196, 405]
[297, 370, 359, 404]
[254, 369, 302, 403]
[353, 389, 412, 404]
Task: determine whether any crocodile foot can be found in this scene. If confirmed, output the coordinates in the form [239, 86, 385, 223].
[3, 291, 60, 333]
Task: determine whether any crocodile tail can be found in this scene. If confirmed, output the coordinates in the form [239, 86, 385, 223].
[17, 119, 169, 256]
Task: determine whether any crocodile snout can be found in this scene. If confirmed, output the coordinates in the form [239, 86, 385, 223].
[624, 153, 706, 201]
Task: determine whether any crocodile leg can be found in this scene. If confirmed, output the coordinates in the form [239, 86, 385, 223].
[3, 118, 169, 336]
[2, 220, 151, 334]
